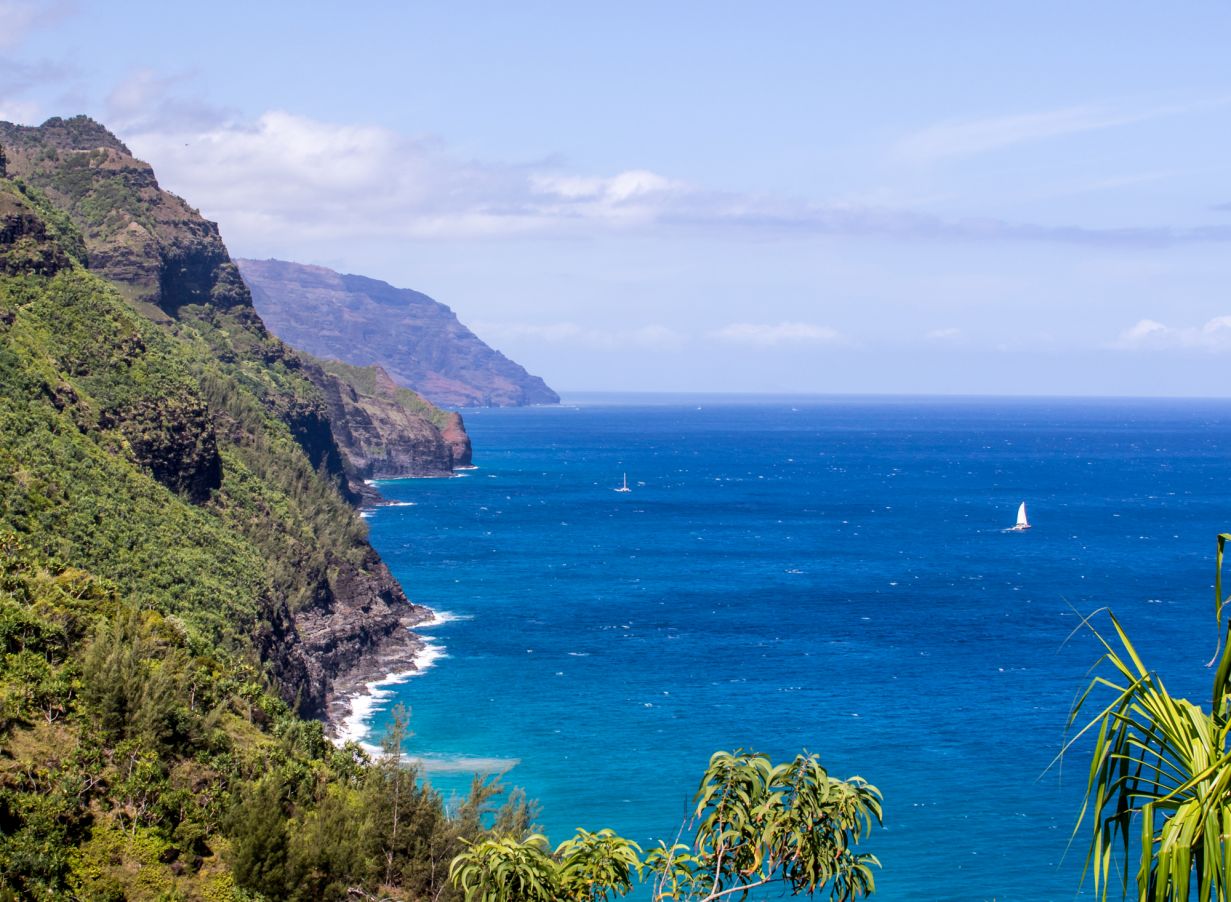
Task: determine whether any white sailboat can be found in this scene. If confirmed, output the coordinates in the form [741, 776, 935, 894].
[614, 473, 632, 493]
[1008, 501, 1031, 531]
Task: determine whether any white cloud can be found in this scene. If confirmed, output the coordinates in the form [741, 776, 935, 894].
[707, 322, 844, 348]
[533, 169, 680, 202]
[115, 107, 1231, 250]
[895, 99, 1230, 164]
[128, 110, 697, 243]
[925, 327, 962, 341]
[1115, 316, 1231, 350]
[474, 321, 686, 351]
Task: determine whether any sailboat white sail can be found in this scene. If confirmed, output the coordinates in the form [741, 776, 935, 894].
[614, 472, 632, 493]
[1009, 501, 1031, 531]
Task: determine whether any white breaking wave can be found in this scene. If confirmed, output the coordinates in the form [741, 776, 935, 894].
[332, 638, 447, 752]
[417, 609, 471, 627]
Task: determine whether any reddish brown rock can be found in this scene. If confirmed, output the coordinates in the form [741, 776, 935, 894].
[304, 357, 460, 479]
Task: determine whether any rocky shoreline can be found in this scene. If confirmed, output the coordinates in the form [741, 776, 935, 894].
[323, 607, 434, 746]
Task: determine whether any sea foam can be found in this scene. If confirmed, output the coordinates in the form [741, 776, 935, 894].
[333, 630, 448, 754]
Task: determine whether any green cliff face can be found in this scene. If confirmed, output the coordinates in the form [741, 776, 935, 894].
[0, 127, 500, 897]
[0, 116, 247, 320]
[0, 118, 446, 715]
[0, 117, 473, 485]
[0, 145, 435, 709]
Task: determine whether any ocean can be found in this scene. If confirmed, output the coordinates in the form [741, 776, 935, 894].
[354, 395, 1231, 900]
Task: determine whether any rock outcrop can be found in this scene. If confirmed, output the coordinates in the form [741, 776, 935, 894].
[238, 257, 560, 408]
[0, 188, 73, 277]
[440, 411, 473, 468]
[0, 117, 252, 319]
[259, 549, 428, 720]
[304, 356, 459, 480]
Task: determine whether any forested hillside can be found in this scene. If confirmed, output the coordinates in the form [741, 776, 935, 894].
[0, 122, 528, 899]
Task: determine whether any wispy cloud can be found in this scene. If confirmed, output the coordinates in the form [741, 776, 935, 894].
[707, 322, 845, 348]
[895, 98, 1229, 164]
[115, 108, 1231, 250]
[0, 57, 71, 97]
[478, 320, 850, 351]
[925, 327, 962, 341]
[1115, 316, 1231, 350]
[0, 98, 40, 125]
[473, 321, 686, 351]
[0, 0, 74, 51]
[105, 69, 233, 134]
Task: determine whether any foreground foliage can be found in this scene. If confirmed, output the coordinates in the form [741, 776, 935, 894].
[1068, 533, 1231, 901]
[450, 750, 882, 902]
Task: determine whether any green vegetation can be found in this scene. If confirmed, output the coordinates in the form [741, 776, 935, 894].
[6, 180, 88, 266]
[0, 541, 527, 900]
[1068, 534, 1231, 901]
[450, 750, 882, 902]
[0, 201, 523, 897]
[313, 355, 454, 431]
[1, 120, 154, 246]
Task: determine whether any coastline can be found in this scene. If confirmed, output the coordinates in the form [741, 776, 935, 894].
[324, 609, 452, 753]
[336, 475, 467, 751]
[355, 468, 478, 515]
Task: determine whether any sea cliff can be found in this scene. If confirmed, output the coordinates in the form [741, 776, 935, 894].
[239, 257, 560, 408]
[0, 115, 547, 901]
[0, 115, 432, 719]
[305, 355, 473, 483]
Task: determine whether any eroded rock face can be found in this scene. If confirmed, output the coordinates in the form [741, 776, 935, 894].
[307, 360, 456, 479]
[238, 258, 560, 408]
[262, 551, 427, 720]
[0, 190, 71, 276]
[441, 412, 473, 467]
[0, 117, 248, 317]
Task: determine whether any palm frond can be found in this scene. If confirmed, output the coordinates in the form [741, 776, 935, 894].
[1068, 538, 1231, 901]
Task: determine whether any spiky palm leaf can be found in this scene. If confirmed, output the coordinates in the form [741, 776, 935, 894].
[1066, 533, 1231, 901]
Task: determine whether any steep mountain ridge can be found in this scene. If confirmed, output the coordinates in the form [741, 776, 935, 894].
[0, 116, 248, 320]
[0, 117, 470, 482]
[238, 257, 560, 408]
[0, 116, 433, 718]
[0, 119, 527, 902]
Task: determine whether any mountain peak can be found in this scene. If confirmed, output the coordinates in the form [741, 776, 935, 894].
[29, 115, 131, 154]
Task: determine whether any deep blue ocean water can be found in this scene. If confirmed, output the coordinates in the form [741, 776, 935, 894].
[359, 395, 1231, 901]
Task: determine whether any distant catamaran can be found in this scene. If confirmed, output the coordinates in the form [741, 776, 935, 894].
[614, 473, 632, 493]
[1008, 501, 1031, 531]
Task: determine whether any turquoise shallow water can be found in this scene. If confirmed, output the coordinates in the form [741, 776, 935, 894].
[360, 395, 1231, 900]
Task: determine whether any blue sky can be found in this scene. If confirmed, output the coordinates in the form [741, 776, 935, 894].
[3, 2, 1231, 395]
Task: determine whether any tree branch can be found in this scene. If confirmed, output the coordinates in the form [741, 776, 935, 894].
[700, 877, 771, 902]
